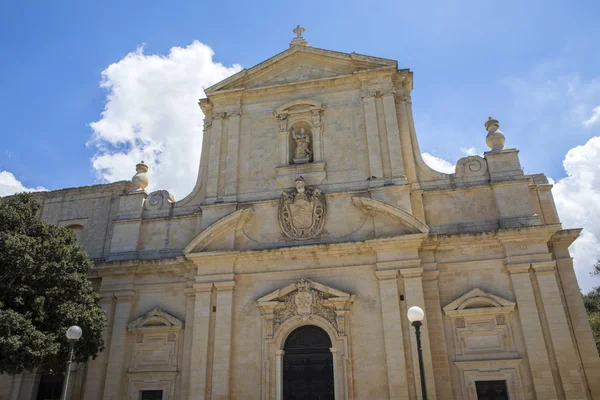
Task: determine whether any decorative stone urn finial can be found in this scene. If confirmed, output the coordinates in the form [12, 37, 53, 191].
[290, 25, 308, 47]
[485, 116, 505, 152]
[131, 160, 149, 192]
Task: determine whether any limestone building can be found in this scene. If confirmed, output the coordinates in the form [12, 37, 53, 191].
[2, 28, 600, 400]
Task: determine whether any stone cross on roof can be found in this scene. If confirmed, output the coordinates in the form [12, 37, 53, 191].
[290, 25, 308, 47]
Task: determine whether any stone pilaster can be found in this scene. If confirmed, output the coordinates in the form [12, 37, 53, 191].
[9, 370, 40, 400]
[189, 283, 213, 400]
[552, 230, 600, 399]
[102, 290, 134, 400]
[422, 270, 453, 399]
[506, 264, 558, 400]
[224, 109, 241, 199]
[211, 280, 236, 399]
[83, 295, 115, 400]
[400, 267, 437, 400]
[180, 288, 196, 400]
[395, 91, 417, 182]
[361, 90, 383, 180]
[375, 269, 410, 400]
[381, 88, 405, 179]
[205, 113, 224, 201]
[275, 350, 285, 400]
[532, 261, 587, 399]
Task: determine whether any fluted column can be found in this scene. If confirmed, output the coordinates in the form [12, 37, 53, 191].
[381, 88, 405, 179]
[83, 295, 115, 400]
[102, 290, 134, 400]
[401, 267, 437, 400]
[533, 262, 587, 399]
[189, 283, 213, 400]
[506, 264, 558, 400]
[361, 90, 383, 179]
[376, 270, 410, 400]
[211, 280, 236, 399]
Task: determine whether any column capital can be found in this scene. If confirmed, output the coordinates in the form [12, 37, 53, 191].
[329, 347, 338, 354]
[275, 350, 285, 356]
[531, 261, 556, 274]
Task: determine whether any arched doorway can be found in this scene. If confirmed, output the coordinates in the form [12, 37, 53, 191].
[283, 325, 334, 400]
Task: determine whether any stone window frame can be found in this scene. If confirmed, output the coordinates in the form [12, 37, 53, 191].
[58, 218, 88, 243]
[125, 308, 184, 400]
[444, 289, 524, 399]
[256, 279, 355, 400]
[454, 359, 524, 400]
[443, 288, 518, 361]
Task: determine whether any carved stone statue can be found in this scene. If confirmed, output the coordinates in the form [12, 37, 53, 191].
[291, 127, 312, 164]
[278, 176, 326, 240]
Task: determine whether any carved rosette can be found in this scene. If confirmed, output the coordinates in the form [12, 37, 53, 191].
[256, 278, 355, 339]
[278, 177, 326, 240]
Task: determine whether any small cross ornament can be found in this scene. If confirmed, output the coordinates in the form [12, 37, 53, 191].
[290, 25, 308, 47]
[293, 25, 306, 38]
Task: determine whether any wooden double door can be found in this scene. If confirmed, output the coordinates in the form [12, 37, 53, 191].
[283, 326, 334, 400]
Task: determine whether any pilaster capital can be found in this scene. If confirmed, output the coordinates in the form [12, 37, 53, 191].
[380, 87, 395, 98]
[275, 350, 285, 356]
[361, 90, 377, 99]
[399, 267, 424, 279]
[214, 280, 236, 291]
[329, 347, 338, 354]
[531, 261, 556, 274]
[193, 282, 214, 292]
[113, 290, 135, 302]
[506, 263, 531, 275]
[375, 269, 398, 281]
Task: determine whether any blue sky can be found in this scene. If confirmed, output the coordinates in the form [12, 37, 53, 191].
[1, 0, 600, 289]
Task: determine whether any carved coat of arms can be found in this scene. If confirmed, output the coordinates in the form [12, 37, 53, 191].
[278, 176, 326, 240]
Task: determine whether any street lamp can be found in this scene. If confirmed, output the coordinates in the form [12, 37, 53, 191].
[60, 325, 82, 400]
[407, 306, 427, 400]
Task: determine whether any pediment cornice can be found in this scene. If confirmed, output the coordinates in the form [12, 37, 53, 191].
[204, 45, 403, 95]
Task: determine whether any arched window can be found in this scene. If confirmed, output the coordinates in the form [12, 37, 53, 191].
[65, 224, 84, 243]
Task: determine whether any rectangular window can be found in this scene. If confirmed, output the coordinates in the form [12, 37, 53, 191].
[140, 390, 163, 400]
[475, 380, 508, 400]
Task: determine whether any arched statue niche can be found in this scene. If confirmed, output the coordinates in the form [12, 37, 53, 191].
[289, 121, 313, 165]
[283, 325, 334, 400]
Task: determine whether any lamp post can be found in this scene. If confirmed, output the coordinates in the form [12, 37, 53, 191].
[60, 325, 82, 400]
[407, 306, 427, 400]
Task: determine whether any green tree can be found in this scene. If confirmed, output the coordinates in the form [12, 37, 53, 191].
[0, 193, 106, 375]
[583, 261, 600, 355]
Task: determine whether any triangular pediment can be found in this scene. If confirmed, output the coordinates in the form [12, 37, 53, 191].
[206, 46, 397, 94]
[443, 288, 515, 317]
[127, 308, 184, 332]
[257, 278, 353, 304]
[256, 278, 355, 337]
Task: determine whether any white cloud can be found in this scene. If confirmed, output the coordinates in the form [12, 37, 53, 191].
[583, 106, 600, 127]
[552, 136, 600, 292]
[460, 146, 478, 156]
[421, 152, 455, 174]
[88, 41, 242, 199]
[0, 171, 47, 197]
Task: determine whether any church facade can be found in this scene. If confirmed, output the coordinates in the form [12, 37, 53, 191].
[2, 29, 600, 400]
